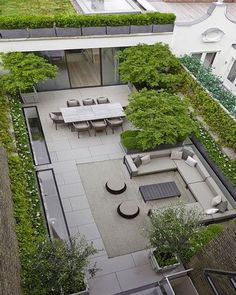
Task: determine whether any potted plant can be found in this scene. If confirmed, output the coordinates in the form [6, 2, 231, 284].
[121, 90, 196, 151]
[149, 250, 180, 273]
[23, 237, 98, 295]
[148, 204, 201, 272]
[0, 52, 58, 103]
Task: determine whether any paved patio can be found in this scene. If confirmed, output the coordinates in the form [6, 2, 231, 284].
[33, 85, 184, 295]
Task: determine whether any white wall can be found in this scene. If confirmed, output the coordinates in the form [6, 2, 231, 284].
[171, 2, 236, 94]
[0, 33, 172, 52]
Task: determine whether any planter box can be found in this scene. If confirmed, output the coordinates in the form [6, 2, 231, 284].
[56, 27, 82, 37]
[20, 87, 39, 104]
[149, 250, 180, 273]
[130, 25, 152, 34]
[0, 29, 29, 39]
[82, 26, 106, 36]
[152, 24, 174, 33]
[121, 141, 183, 155]
[106, 26, 130, 35]
[29, 28, 56, 38]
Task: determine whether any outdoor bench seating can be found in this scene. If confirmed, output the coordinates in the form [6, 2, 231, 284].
[123, 147, 236, 222]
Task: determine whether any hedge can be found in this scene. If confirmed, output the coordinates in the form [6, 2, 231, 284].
[195, 123, 236, 187]
[181, 55, 236, 118]
[0, 94, 46, 293]
[0, 12, 176, 29]
[181, 66, 236, 152]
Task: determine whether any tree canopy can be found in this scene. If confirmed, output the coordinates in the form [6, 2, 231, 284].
[0, 52, 57, 94]
[148, 204, 202, 261]
[24, 238, 97, 295]
[119, 43, 185, 92]
[125, 89, 196, 149]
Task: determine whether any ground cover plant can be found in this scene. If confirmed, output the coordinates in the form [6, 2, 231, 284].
[181, 55, 236, 117]
[195, 123, 236, 186]
[0, 0, 75, 16]
[181, 64, 236, 152]
[0, 94, 47, 292]
[119, 43, 185, 92]
[124, 89, 196, 150]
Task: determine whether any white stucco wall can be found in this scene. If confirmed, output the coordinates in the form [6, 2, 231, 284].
[0, 33, 172, 53]
[171, 2, 236, 94]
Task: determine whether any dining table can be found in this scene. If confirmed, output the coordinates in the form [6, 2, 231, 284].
[60, 102, 125, 123]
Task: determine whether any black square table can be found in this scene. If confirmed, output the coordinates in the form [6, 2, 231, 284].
[139, 181, 181, 202]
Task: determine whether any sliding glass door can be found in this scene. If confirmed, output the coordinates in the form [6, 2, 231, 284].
[101, 47, 121, 85]
[66, 49, 101, 87]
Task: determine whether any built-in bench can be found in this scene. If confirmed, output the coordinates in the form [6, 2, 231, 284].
[123, 147, 236, 223]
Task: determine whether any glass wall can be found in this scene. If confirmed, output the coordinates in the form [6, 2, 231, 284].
[36, 47, 124, 91]
[23, 107, 50, 166]
[66, 49, 101, 87]
[101, 47, 121, 85]
[37, 51, 70, 91]
[37, 170, 70, 241]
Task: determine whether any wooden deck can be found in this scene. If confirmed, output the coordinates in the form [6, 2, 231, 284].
[148, 1, 236, 21]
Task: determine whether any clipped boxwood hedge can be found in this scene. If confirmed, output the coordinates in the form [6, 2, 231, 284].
[0, 12, 176, 29]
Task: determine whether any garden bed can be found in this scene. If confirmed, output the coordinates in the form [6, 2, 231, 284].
[0, 0, 76, 16]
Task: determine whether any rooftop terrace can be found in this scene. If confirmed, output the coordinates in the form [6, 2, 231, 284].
[0, 0, 76, 16]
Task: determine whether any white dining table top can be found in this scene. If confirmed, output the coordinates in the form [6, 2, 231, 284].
[60, 103, 125, 123]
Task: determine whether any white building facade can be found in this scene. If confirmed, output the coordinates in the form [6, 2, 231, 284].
[0, 1, 236, 94]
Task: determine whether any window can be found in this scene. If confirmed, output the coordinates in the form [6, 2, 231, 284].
[191, 52, 217, 68]
[204, 52, 217, 68]
[227, 60, 236, 83]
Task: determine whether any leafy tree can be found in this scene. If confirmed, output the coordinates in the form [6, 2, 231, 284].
[119, 43, 185, 92]
[148, 204, 202, 262]
[125, 89, 196, 150]
[24, 238, 97, 295]
[0, 52, 57, 94]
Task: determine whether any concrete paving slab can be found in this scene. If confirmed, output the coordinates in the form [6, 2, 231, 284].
[88, 273, 121, 295]
[66, 209, 94, 227]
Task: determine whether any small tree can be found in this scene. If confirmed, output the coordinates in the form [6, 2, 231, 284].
[119, 43, 185, 92]
[148, 204, 202, 262]
[126, 89, 196, 150]
[0, 52, 57, 94]
[24, 237, 98, 295]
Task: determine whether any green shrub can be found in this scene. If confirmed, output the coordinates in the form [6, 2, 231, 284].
[24, 238, 97, 295]
[120, 130, 142, 150]
[125, 89, 196, 150]
[119, 43, 185, 92]
[195, 123, 236, 186]
[181, 66, 236, 152]
[181, 224, 224, 262]
[0, 52, 57, 94]
[0, 12, 176, 29]
[181, 55, 236, 117]
[0, 94, 47, 293]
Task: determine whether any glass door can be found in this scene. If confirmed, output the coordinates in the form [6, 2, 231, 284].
[101, 47, 122, 85]
[66, 49, 101, 87]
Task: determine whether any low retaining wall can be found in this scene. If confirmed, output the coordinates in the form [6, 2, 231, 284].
[190, 135, 236, 201]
